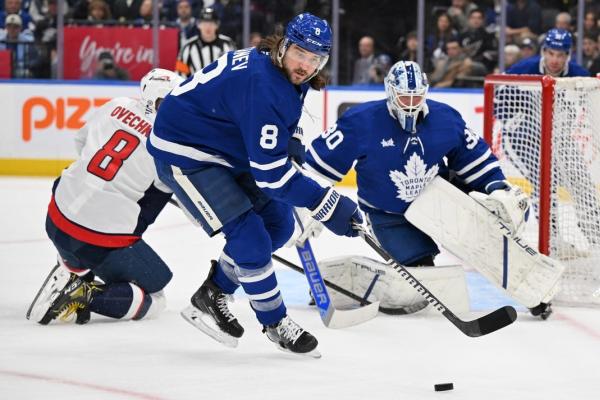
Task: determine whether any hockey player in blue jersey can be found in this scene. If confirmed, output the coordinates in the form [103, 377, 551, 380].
[303, 60, 535, 310]
[147, 13, 361, 356]
[507, 28, 589, 77]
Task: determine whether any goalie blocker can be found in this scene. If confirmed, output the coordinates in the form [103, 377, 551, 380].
[405, 177, 565, 309]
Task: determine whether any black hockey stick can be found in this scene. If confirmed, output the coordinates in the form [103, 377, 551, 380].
[356, 225, 518, 337]
[272, 254, 429, 315]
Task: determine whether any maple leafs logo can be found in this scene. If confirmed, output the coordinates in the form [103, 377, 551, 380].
[389, 153, 439, 202]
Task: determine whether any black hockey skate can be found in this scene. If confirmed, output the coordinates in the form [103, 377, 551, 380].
[263, 315, 320, 358]
[27, 264, 100, 325]
[181, 260, 244, 348]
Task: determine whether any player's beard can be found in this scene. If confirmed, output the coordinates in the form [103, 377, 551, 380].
[286, 66, 310, 85]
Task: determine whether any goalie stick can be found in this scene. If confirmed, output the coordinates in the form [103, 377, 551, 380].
[355, 225, 518, 337]
[272, 253, 429, 315]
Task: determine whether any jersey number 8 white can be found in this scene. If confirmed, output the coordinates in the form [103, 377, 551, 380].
[260, 124, 278, 149]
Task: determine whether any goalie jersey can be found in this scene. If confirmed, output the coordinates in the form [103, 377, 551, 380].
[306, 99, 506, 214]
[148, 47, 325, 209]
[49, 97, 172, 248]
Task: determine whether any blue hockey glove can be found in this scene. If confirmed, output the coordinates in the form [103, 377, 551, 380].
[310, 188, 363, 237]
[288, 126, 306, 165]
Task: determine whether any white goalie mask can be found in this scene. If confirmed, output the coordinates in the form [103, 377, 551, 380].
[140, 68, 183, 116]
[384, 61, 429, 133]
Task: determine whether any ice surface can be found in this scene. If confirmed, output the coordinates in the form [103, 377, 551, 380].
[1, 177, 599, 400]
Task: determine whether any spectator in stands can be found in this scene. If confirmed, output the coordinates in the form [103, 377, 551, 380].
[447, 0, 478, 33]
[30, 0, 57, 78]
[29, 0, 67, 25]
[175, 0, 197, 46]
[429, 38, 478, 87]
[584, 11, 599, 39]
[582, 33, 598, 72]
[398, 31, 417, 62]
[506, 0, 542, 42]
[93, 50, 129, 80]
[87, 0, 111, 22]
[0, 14, 37, 77]
[367, 53, 392, 84]
[249, 31, 262, 48]
[518, 36, 537, 59]
[0, 0, 33, 30]
[113, 0, 142, 22]
[459, 8, 497, 72]
[554, 12, 572, 32]
[503, 44, 521, 69]
[134, 0, 152, 25]
[352, 35, 375, 84]
[175, 6, 235, 78]
[162, 0, 199, 22]
[426, 12, 458, 65]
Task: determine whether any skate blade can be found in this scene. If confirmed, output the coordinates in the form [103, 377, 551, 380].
[274, 344, 322, 359]
[180, 305, 239, 348]
[27, 264, 71, 323]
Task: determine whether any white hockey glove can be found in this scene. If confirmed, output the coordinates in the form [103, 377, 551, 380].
[469, 181, 530, 236]
[285, 207, 325, 247]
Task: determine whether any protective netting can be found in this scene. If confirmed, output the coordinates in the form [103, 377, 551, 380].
[488, 77, 600, 306]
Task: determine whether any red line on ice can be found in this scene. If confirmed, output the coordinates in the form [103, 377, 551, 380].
[0, 369, 169, 400]
[554, 312, 600, 341]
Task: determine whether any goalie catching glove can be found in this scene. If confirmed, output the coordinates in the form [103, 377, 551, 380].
[469, 180, 530, 236]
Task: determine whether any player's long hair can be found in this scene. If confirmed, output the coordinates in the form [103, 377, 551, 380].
[258, 34, 327, 90]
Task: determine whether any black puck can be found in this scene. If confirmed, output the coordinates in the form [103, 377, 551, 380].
[434, 383, 454, 391]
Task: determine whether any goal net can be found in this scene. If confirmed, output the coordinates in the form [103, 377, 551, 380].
[483, 75, 600, 307]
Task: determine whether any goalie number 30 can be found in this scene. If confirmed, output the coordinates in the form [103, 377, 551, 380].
[322, 124, 344, 150]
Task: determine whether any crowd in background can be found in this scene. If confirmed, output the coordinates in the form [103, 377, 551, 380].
[0, 0, 599, 84]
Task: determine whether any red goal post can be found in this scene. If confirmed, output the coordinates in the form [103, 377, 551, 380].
[483, 74, 600, 306]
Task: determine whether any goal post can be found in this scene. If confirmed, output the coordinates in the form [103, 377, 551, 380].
[483, 74, 600, 306]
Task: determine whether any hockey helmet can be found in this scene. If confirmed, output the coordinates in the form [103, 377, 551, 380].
[278, 13, 332, 82]
[542, 28, 572, 54]
[140, 68, 183, 115]
[199, 7, 219, 22]
[384, 60, 429, 133]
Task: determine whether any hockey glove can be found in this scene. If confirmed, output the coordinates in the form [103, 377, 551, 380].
[287, 127, 306, 165]
[470, 180, 530, 236]
[310, 188, 363, 237]
[286, 207, 325, 247]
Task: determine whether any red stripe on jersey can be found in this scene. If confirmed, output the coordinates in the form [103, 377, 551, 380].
[48, 197, 140, 248]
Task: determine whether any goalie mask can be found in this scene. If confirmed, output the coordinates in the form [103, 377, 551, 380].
[384, 61, 429, 133]
[140, 68, 183, 117]
[277, 12, 332, 83]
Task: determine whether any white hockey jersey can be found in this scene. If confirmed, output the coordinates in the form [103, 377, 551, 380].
[48, 97, 172, 248]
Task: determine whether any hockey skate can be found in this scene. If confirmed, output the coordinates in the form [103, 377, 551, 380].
[181, 261, 244, 348]
[27, 264, 99, 325]
[263, 315, 321, 358]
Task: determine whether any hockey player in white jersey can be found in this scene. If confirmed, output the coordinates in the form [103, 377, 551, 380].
[299, 61, 553, 318]
[27, 68, 183, 325]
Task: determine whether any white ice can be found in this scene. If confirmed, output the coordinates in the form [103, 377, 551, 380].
[1, 177, 599, 400]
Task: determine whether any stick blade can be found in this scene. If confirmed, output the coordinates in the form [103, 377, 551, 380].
[459, 305, 518, 338]
[323, 301, 380, 329]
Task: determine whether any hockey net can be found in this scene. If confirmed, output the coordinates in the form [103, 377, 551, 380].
[484, 75, 600, 307]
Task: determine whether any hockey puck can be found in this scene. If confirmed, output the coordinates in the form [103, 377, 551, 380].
[434, 383, 454, 391]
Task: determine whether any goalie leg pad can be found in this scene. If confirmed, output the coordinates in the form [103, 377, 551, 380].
[405, 177, 565, 308]
[318, 255, 470, 314]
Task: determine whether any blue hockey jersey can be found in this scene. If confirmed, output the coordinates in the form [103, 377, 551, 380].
[306, 99, 506, 214]
[147, 47, 325, 208]
[506, 55, 590, 77]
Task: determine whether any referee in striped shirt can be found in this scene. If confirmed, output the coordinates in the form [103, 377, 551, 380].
[175, 7, 236, 78]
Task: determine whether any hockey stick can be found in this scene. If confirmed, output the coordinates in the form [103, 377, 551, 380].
[272, 253, 429, 315]
[355, 225, 518, 337]
[293, 238, 380, 328]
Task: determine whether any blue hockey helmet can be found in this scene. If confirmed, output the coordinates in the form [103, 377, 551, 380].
[285, 12, 332, 57]
[542, 28, 572, 53]
[277, 13, 332, 82]
[384, 61, 429, 133]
